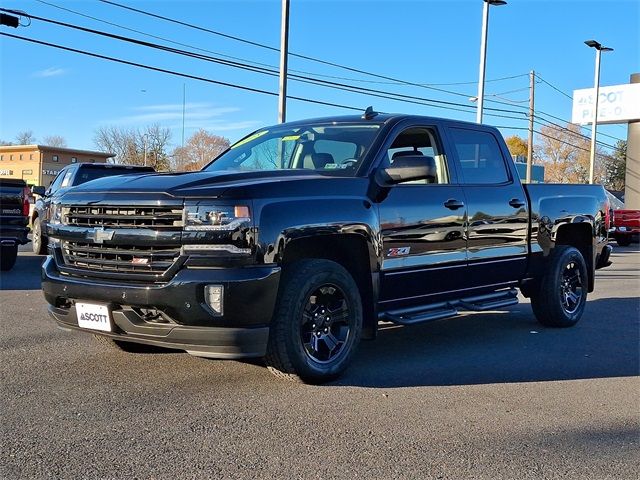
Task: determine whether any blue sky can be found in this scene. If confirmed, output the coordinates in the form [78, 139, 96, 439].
[0, 0, 638, 152]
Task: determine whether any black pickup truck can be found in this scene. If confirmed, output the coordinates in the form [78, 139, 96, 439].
[0, 178, 30, 271]
[42, 113, 612, 383]
[30, 163, 155, 254]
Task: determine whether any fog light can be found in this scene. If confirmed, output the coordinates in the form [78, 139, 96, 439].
[205, 285, 224, 316]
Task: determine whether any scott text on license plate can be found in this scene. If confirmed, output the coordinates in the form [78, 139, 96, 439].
[76, 302, 112, 332]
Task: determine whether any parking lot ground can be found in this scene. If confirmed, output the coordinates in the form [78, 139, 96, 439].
[1, 245, 639, 479]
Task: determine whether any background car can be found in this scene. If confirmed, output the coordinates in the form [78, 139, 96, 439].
[30, 163, 155, 254]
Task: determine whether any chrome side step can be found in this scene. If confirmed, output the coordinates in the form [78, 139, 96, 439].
[381, 288, 519, 326]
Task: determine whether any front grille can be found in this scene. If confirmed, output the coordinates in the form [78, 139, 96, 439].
[64, 205, 183, 230]
[62, 241, 181, 276]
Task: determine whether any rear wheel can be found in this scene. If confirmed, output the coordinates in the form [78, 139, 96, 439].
[32, 217, 48, 255]
[265, 259, 362, 383]
[615, 235, 632, 247]
[0, 245, 18, 271]
[530, 246, 588, 328]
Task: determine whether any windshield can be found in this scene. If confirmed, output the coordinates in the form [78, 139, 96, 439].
[203, 123, 380, 175]
[74, 167, 152, 186]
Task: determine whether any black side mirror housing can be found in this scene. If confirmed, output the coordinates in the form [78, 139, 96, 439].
[32, 185, 46, 196]
[376, 155, 437, 185]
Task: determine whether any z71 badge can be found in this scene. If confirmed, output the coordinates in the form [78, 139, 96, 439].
[387, 247, 411, 257]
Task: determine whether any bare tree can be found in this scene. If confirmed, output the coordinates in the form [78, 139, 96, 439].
[537, 123, 604, 184]
[0, 140, 13, 146]
[16, 130, 36, 145]
[172, 129, 230, 171]
[94, 124, 172, 170]
[141, 124, 172, 171]
[42, 135, 67, 148]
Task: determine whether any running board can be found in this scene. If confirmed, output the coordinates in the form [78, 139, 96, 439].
[381, 289, 519, 326]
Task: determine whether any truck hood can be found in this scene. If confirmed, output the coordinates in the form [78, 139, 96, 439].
[64, 169, 341, 199]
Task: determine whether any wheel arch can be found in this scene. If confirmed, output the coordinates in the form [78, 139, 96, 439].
[554, 222, 594, 292]
[280, 233, 378, 339]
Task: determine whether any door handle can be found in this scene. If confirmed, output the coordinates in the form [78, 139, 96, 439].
[509, 198, 525, 208]
[444, 199, 465, 210]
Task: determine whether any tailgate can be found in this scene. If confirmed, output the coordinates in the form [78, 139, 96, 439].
[0, 180, 26, 215]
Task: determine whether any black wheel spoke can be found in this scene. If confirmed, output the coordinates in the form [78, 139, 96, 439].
[323, 332, 340, 353]
[299, 283, 352, 364]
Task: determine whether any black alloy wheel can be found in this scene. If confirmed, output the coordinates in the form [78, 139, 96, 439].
[531, 245, 588, 328]
[265, 259, 363, 383]
[300, 284, 352, 364]
[559, 260, 583, 315]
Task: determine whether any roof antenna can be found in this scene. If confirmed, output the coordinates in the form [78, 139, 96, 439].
[362, 106, 378, 120]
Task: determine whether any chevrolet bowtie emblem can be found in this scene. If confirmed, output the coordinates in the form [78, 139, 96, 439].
[91, 227, 115, 244]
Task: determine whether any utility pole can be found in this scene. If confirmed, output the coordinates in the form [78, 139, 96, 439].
[278, 0, 290, 123]
[526, 70, 535, 183]
[142, 134, 148, 167]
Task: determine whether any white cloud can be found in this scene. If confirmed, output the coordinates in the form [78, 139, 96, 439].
[113, 103, 240, 124]
[32, 67, 68, 78]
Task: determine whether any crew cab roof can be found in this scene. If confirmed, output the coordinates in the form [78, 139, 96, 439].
[271, 113, 494, 131]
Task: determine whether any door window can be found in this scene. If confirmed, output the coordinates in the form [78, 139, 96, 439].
[449, 128, 509, 184]
[385, 127, 449, 184]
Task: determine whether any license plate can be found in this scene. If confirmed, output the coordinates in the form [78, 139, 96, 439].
[618, 226, 628, 232]
[76, 302, 112, 332]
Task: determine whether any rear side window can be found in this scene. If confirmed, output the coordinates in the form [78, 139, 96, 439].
[449, 128, 509, 184]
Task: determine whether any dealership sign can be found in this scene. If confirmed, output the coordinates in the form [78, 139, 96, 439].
[572, 83, 640, 125]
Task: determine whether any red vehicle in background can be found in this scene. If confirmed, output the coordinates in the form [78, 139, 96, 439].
[612, 209, 640, 247]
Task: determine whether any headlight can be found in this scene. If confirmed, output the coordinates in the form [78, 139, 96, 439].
[184, 204, 250, 231]
[48, 202, 63, 225]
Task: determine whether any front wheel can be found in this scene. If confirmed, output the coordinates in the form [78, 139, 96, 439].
[530, 246, 588, 328]
[32, 217, 48, 255]
[265, 259, 362, 383]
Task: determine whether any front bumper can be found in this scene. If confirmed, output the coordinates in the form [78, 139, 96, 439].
[42, 256, 280, 358]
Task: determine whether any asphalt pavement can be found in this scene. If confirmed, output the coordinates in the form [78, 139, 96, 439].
[1, 244, 639, 479]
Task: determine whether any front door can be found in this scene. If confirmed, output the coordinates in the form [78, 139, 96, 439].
[377, 125, 467, 310]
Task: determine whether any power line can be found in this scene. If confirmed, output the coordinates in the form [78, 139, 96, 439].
[0, 32, 365, 112]
[36, 0, 529, 91]
[533, 117, 621, 152]
[5, 9, 535, 120]
[31, 1, 533, 113]
[535, 108, 625, 143]
[535, 73, 573, 100]
[96, 0, 528, 103]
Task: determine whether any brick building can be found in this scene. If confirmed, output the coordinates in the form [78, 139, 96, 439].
[0, 145, 113, 187]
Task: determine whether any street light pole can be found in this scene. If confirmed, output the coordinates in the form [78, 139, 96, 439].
[585, 39, 613, 184]
[278, 0, 290, 123]
[476, 0, 506, 124]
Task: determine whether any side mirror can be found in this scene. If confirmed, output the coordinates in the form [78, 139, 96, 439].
[32, 186, 46, 196]
[377, 155, 437, 185]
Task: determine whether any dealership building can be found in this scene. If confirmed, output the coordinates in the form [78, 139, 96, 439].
[0, 145, 113, 187]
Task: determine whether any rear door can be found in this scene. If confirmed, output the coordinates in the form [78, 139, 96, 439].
[445, 126, 528, 287]
[377, 122, 468, 309]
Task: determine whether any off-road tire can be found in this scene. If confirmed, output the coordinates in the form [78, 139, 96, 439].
[615, 235, 632, 247]
[530, 246, 588, 328]
[265, 259, 363, 384]
[32, 217, 48, 255]
[0, 245, 18, 271]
